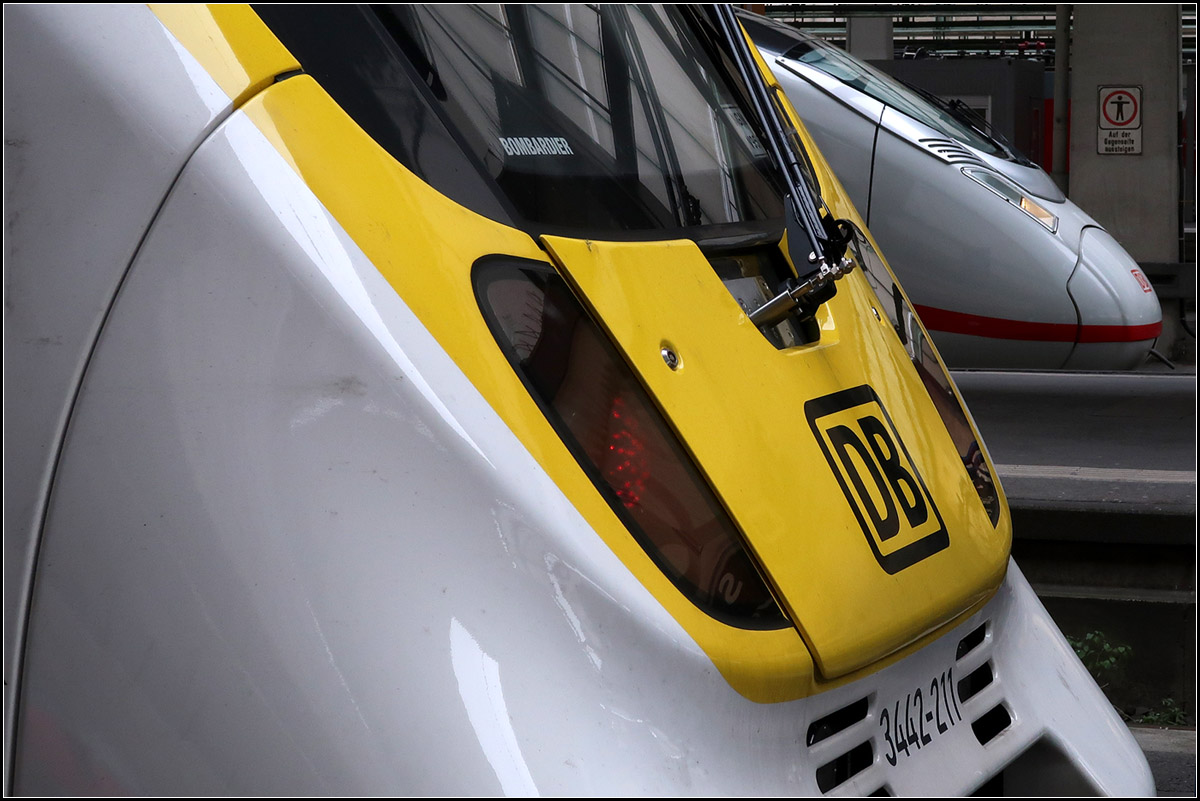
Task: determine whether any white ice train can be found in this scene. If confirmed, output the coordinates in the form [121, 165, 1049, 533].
[739, 10, 1164, 371]
[4, 4, 1153, 795]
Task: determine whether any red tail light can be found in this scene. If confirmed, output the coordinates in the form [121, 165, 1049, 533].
[475, 257, 786, 628]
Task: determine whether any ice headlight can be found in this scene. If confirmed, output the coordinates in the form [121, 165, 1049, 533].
[961, 166, 1059, 233]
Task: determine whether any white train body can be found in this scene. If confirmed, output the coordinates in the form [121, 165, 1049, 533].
[4, 4, 1153, 795]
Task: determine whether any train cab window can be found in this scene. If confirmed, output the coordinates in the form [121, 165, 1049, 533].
[254, 4, 516, 225]
[381, 4, 788, 241]
[259, 5, 792, 245]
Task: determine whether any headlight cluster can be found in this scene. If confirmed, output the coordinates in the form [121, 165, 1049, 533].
[961, 166, 1059, 233]
[475, 257, 788, 629]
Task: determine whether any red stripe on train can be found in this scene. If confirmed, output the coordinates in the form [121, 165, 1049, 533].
[913, 305, 1161, 343]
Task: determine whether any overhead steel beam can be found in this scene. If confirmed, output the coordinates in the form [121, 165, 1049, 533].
[763, 4, 1196, 62]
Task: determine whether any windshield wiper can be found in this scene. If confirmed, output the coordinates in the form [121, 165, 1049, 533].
[944, 98, 1037, 167]
[902, 79, 1037, 167]
[710, 4, 853, 327]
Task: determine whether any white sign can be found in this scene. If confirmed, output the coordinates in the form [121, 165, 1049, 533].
[722, 104, 768, 159]
[1097, 85, 1142, 154]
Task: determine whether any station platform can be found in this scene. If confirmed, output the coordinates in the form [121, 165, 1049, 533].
[952, 368, 1196, 526]
[949, 363, 1194, 599]
[1131, 725, 1197, 797]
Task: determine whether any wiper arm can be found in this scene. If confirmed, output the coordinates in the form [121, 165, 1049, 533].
[710, 4, 853, 326]
[902, 78, 986, 132]
[902, 79, 1036, 166]
[711, 5, 839, 268]
[944, 98, 1037, 166]
[947, 97, 992, 135]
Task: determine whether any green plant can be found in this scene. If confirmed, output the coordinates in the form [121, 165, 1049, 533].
[1138, 698, 1189, 727]
[1066, 630, 1132, 690]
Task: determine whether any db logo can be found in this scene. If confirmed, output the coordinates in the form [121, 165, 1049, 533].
[1130, 268, 1154, 294]
[805, 385, 948, 573]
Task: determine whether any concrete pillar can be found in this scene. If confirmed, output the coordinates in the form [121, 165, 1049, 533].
[846, 16, 893, 62]
[1068, 4, 1180, 262]
[1051, 5, 1071, 193]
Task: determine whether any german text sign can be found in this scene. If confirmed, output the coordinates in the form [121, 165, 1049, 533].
[1097, 86, 1142, 155]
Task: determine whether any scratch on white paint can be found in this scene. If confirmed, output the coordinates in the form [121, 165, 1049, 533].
[544, 554, 602, 671]
[305, 598, 373, 735]
[290, 395, 344, 429]
[492, 509, 517, 567]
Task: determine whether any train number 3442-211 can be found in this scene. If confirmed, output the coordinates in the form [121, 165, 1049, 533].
[879, 667, 963, 766]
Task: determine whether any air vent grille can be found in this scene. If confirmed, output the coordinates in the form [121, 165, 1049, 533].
[815, 741, 874, 793]
[805, 696, 874, 793]
[807, 698, 870, 746]
[957, 662, 994, 703]
[971, 704, 1013, 745]
[955, 623, 987, 659]
[807, 618, 1015, 793]
[954, 619, 1013, 747]
[919, 137, 987, 166]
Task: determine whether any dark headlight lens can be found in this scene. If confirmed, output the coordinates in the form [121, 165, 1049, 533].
[851, 232, 1001, 526]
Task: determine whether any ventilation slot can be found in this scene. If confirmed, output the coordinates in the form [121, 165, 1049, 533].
[806, 698, 870, 746]
[957, 662, 993, 703]
[918, 138, 986, 165]
[971, 704, 1012, 745]
[815, 740, 873, 793]
[955, 622, 987, 659]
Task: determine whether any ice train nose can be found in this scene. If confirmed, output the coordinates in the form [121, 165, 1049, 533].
[1064, 226, 1163, 369]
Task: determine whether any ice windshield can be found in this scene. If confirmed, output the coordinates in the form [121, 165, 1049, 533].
[740, 13, 1009, 159]
[789, 39, 1004, 156]
[378, 4, 787, 239]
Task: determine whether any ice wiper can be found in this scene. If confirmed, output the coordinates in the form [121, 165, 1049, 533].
[711, 4, 854, 328]
[902, 79, 1037, 167]
[944, 98, 1038, 167]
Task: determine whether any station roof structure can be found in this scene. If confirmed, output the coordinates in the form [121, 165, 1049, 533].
[762, 4, 1196, 65]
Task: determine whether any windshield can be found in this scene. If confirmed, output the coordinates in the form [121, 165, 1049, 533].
[786, 38, 1004, 156]
[375, 5, 787, 239]
[739, 13, 1013, 159]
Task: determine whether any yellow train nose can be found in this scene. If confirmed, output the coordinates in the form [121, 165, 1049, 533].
[543, 234, 1009, 681]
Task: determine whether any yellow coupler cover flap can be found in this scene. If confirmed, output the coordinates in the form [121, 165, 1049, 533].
[542, 235, 1009, 680]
